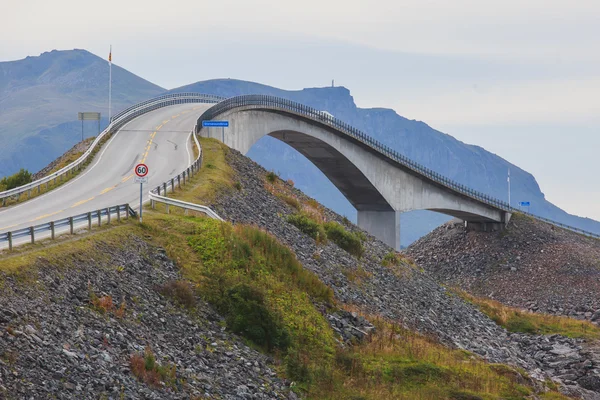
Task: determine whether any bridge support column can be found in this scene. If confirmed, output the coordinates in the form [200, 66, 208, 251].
[357, 210, 401, 251]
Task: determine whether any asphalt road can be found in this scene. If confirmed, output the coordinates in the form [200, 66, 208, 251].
[0, 103, 210, 246]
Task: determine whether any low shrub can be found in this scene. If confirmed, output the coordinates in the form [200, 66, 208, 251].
[266, 171, 278, 183]
[323, 222, 364, 258]
[0, 169, 32, 191]
[158, 280, 196, 309]
[225, 283, 291, 352]
[279, 194, 301, 210]
[130, 346, 177, 388]
[287, 213, 327, 243]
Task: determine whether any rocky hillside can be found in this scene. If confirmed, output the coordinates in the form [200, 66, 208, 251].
[406, 214, 600, 322]
[2, 139, 600, 398]
[0, 233, 291, 399]
[193, 140, 600, 398]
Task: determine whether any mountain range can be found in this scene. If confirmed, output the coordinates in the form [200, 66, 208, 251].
[1, 49, 599, 245]
[0, 49, 164, 176]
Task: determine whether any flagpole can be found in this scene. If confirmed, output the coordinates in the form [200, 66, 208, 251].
[508, 168, 511, 207]
[108, 45, 112, 122]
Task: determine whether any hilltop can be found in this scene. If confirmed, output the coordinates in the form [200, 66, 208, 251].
[0, 49, 164, 177]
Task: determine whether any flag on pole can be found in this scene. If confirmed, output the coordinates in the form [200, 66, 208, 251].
[108, 45, 112, 63]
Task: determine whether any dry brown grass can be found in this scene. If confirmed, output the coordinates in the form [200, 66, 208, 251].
[457, 289, 600, 340]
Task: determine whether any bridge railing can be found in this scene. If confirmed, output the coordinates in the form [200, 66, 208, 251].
[197, 94, 600, 240]
[0, 204, 135, 251]
[0, 93, 225, 206]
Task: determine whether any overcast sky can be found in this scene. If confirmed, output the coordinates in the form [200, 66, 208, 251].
[2, 0, 599, 220]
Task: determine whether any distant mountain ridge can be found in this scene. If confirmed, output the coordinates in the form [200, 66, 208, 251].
[1, 51, 598, 245]
[0, 49, 165, 177]
[170, 79, 600, 243]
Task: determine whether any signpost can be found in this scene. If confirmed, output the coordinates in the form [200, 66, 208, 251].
[134, 163, 148, 223]
[77, 112, 101, 141]
[519, 201, 531, 213]
[202, 120, 229, 142]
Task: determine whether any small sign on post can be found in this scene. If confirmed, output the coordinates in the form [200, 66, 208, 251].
[519, 201, 531, 213]
[202, 120, 229, 143]
[134, 163, 148, 223]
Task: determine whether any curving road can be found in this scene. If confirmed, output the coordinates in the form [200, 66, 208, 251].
[0, 103, 210, 246]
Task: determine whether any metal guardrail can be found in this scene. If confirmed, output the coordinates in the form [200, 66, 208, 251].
[197, 94, 600, 240]
[0, 93, 225, 206]
[0, 204, 135, 251]
[148, 130, 223, 221]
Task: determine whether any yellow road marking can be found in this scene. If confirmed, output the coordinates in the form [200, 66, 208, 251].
[30, 210, 64, 222]
[171, 115, 179, 119]
[121, 174, 133, 183]
[71, 197, 95, 208]
[100, 186, 116, 195]
[156, 124, 163, 130]
[163, 120, 169, 124]
[0, 223, 19, 231]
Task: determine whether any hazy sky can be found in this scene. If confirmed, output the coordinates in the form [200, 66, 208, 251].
[2, 0, 599, 220]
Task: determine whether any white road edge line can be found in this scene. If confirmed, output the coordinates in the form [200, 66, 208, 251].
[0, 118, 134, 216]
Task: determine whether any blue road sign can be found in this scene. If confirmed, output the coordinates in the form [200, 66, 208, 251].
[202, 120, 229, 127]
[519, 201, 531, 207]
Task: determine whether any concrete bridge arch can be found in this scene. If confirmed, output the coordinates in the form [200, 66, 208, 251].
[198, 106, 510, 250]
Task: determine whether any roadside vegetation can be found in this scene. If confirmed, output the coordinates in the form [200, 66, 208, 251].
[0, 138, 574, 399]
[0, 137, 96, 208]
[456, 290, 600, 341]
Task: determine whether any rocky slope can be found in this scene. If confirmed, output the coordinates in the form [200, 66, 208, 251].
[0, 235, 292, 399]
[204, 146, 600, 398]
[406, 215, 600, 322]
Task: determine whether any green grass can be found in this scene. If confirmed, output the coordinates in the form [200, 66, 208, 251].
[0, 138, 576, 399]
[456, 289, 600, 340]
[164, 138, 234, 206]
[287, 212, 364, 257]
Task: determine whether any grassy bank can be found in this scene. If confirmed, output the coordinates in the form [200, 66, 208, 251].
[457, 290, 600, 341]
[0, 138, 575, 399]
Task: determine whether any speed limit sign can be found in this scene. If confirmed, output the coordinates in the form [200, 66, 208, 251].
[134, 163, 148, 177]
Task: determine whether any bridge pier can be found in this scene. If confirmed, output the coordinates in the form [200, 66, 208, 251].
[357, 210, 401, 251]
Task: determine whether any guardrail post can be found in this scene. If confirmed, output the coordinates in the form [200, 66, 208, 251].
[163, 183, 167, 195]
[50, 221, 55, 240]
[151, 199, 155, 209]
[183, 172, 186, 185]
[171, 179, 175, 193]
[166, 204, 169, 214]
[178, 175, 181, 189]
[30, 226, 35, 244]
[37, 185, 40, 194]
[157, 185, 161, 196]
[97, 210, 102, 227]
[125, 205, 129, 220]
[2, 198, 5, 207]
[106, 208, 111, 224]
[69, 217, 74, 234]
[8, 232, 12, 251]
[27, 189, 31, 199]
[46, 182, 49, 190]
[88, 212, 92, 230]
[117, 206, 121, 222]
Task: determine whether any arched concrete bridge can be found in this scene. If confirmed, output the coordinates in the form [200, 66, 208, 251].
[196, 95, 512, 250]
